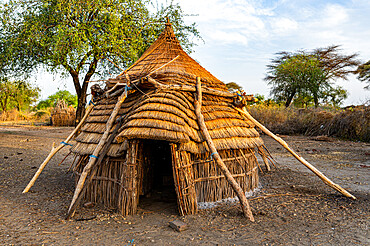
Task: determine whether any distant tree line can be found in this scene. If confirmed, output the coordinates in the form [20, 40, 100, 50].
[0, 0, 200, 123]
[36, 90, 78, 110]
[0, 78, 40, 112]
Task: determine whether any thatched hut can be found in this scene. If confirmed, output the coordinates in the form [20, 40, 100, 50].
[51, 99, 76, 127]
[69, 22, 271, 216]
[23, 21, 355, 221]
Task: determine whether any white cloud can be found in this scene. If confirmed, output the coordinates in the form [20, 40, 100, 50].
[206, 30, 249, 45]
[158, 0, 370, 105]
[270, 17, 298, 35]
[321, 4, 349, 27]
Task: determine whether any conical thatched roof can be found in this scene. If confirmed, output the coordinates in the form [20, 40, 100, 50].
[107, 22, 226, 90]
[71, 22, 264, 156]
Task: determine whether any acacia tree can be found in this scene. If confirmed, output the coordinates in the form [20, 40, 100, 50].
[357, 60, 370, 89]
[0, 0, 200, 122]
[266, 53, 326, 107]
[265, 46, 359, 108]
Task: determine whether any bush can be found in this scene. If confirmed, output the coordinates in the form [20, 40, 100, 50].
[247, 105, 369, 142]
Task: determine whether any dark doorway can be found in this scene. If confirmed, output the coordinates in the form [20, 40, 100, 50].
[139, 140, 177, 209]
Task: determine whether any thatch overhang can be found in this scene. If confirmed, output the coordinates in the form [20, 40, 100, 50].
[71, 22, 264, 156]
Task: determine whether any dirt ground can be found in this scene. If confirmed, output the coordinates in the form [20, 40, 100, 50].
[0, 125, 369, 245]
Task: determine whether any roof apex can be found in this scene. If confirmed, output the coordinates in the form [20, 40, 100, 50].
[113, 22, 227, 90]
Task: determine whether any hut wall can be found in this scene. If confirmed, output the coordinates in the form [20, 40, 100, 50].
[171, 144, 198, 215]
[191, 149, 259, 203]
[72, 143, 258, 215]
[73, 141, 143, 216]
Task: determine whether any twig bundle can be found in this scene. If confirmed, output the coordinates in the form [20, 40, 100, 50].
[51, 100, 75, 126]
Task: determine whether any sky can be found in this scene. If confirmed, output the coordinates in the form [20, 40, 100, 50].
[36, 0, 370, 106]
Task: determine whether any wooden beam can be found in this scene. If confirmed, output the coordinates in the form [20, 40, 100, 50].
[66, 87, 130, 219]
[146, 76, 234, 98]
[23, 102, 96, 193]
[66, 115, 126, 219]
[194, 77, 255, 221]
[234, 106, 356, 200]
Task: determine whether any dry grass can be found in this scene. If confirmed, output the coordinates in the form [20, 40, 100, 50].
[247, 105, 370, 142]
[0, 109, 51, 124]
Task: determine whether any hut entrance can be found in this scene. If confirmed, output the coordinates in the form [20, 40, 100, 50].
[139, 140, 177, 204]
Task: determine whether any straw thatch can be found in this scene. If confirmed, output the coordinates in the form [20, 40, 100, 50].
[70, 22, 269, 216]
[51, 99, 76, 127]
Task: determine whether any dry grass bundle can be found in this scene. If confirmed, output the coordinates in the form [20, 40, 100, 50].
[51, 100, 76, 126]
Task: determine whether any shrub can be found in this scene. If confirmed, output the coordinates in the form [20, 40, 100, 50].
[247, 105, 369, 142]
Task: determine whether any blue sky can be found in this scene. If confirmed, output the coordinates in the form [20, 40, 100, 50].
[36, 0, 370, 105]
[176, 0, 370, 105]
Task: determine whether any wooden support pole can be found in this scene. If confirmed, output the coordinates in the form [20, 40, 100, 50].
[105, 75, 235, 99]
[66, 87, 130, 219]
[146, 76, 234, 98]
[66, 115, 126, 220]
[194, 77, 255, 222]
[23, 102, 95, 193]
[258, 146, 271, 171]
[234, 106, 356, 200]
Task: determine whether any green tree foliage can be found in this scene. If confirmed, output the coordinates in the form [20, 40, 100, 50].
[357, 60, 370, 89]
[37, 90, 78, 109]
[0, 0, 200, 122]
[226, 82, 243, 93]
[0, 78, 40, 112]
[0, 78, 15, 112]
[321, 86, 348, 108]
[265, 46, 359, 108]
[266, 53, 326, 107]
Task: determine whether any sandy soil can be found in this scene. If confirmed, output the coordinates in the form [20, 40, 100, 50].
[0, 125, 369, 245]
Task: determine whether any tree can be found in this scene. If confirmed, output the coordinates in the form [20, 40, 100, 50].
[357, 60, 370, 89]
[37, 90, 78, 109]
[321, 86, 348, 107]
[226, 82, 243, 93]
[0, 0, 200, 123]
[0, 78, 40, 112]
[265, 46, 359, 108]
[0, 78, 16, 112]
[13, 80, 41, 111]
[266, 53, 326, 107]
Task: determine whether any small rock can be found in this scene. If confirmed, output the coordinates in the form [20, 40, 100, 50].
[4, 156, 8, 159]
[83, 202, 94, 208]
[19, 159, 23, 161]
[169, 220, 188, 232]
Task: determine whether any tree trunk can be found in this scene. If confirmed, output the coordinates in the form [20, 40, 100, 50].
[68, 56, 99, 124]
[285, 91, 296, 107]
[71, 74, 88, 125]
[75, 56, 98, 124]
[75, 91, 87, 125]
[313, 95, 319, 108]
[0, 95, 8, 112]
